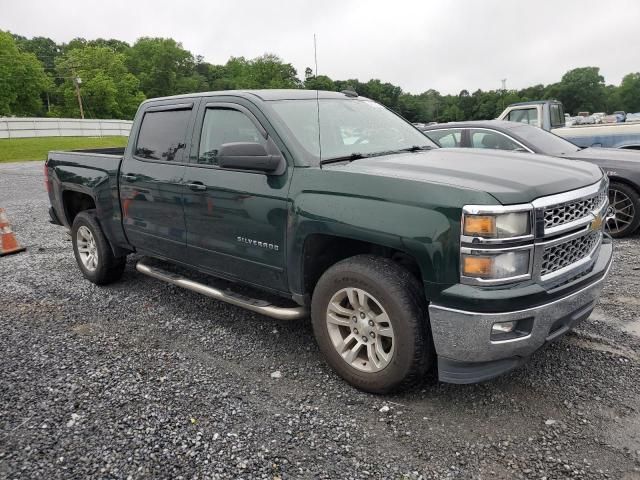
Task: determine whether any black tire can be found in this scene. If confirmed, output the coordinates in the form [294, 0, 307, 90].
[71, 210, 126, 285]
[607, 182, 640, 238]
[311, 254, 433, 394]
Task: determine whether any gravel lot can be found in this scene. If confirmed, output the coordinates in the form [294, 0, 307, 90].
[1, 161, 639, 480]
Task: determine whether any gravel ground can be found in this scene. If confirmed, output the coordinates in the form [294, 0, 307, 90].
[1, 161, 639, 480]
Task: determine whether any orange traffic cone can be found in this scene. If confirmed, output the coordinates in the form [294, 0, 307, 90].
[0, 208, 26, 256]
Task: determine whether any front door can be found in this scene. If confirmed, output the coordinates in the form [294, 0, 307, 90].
[120, 103, 195, 261]
[182, 101, 290, 291]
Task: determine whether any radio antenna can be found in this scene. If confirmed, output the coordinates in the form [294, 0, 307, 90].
[314, 34, 322, 166]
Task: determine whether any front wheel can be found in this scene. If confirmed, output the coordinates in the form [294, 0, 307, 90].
[606, 182, 640, 238]
[311, 255, 433, 394]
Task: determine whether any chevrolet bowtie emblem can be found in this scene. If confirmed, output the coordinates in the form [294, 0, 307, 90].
[591, 212, 604, 231]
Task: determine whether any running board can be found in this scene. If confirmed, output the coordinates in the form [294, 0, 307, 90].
[136, 260, 308, 321]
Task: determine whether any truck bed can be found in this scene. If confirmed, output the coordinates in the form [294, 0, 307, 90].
[555, 122, 640, 148]
[46, 149, 127, 253]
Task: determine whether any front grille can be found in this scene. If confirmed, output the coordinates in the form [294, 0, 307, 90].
[541, 231, 600, 277]
[543, 190, 607, 231]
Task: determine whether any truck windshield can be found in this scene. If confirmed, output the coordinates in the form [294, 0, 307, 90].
[511, 124, 581, 156]
[269, 98, 436, 164]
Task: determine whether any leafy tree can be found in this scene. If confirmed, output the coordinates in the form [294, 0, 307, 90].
[0, 31, 50, 116]
[87, 38, 130, 54]
[554, 67, 606, 114]
[518, 84, 546, 102]
[56, 46, 145, 118]
[304, 75, 336, 91]
[126, 37, 204, 98]
[249, 54, 300, 88]
[617, 73, 640, 113]
[14, 35, 61, 71]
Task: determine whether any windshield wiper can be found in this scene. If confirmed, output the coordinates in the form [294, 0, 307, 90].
[398, 145, 433, 152]
[319, 152, 371, 166]
[319, 145, 433, 166]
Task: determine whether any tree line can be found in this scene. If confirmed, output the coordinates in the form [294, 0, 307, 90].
[2, 30, 640, 122]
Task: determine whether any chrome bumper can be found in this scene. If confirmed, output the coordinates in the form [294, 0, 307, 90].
[429, 241, 612, 366]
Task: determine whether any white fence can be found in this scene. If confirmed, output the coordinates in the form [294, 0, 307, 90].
[0, 117, 132, 139]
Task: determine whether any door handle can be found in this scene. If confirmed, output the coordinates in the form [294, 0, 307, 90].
[122, 174, 138, 182]
[187, 182, 207, 191]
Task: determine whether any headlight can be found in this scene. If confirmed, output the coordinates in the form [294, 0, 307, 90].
[463, 211, 531, 239]
[461, 249, 531, 283]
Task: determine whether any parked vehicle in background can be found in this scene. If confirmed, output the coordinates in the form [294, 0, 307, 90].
[614, 111, 627, 122]
[421, 120, 640, 237]
[601, 115, 619, 124]
[564, 113, 575, 127]
[498, 100, 640, 149]
[627, 113, 640, 123]
[45, 90, 613, 392]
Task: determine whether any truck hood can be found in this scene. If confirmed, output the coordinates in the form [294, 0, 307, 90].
[330, 148, 603, 205]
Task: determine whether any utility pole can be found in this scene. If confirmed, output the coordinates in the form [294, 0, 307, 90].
[501, 78, 507, 111]
[73, 76, 84, 119]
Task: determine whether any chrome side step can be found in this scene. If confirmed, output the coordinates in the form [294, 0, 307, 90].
[136, 259, 308, 321]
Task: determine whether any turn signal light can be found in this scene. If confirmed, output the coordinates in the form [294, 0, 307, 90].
[462, 256, 492, 276]
[463, 215, 496, 236]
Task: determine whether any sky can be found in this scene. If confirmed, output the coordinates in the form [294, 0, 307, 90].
[2, 0, 639, 95]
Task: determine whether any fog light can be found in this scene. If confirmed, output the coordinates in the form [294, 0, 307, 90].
[492, 321, 517, 334]
[490, 317, 534, 342]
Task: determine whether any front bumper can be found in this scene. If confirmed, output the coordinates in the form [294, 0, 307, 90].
[429, 240, 613, 384]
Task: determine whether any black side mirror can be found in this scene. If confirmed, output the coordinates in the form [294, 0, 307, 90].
[218, 142, 284, 174]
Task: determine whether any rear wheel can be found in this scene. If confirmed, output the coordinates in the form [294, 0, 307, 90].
[606, 182, 640, 238]
[311, 255, 433, 393]
[71, 210, 126, 285]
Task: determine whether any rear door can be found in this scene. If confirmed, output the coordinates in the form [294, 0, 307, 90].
[182, 97, 291, 291]
[120, 101, 197, 261]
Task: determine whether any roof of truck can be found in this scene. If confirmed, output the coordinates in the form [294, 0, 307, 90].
[508, 100, 561, 106]
[142, 89, 360, 104]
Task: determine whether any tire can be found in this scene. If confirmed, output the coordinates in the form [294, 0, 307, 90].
[606, 182, 640, 238]
[311, 254, 433, 394]
[71, 210, 126, 285]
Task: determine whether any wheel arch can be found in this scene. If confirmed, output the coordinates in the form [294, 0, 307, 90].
[298, 232, 434, 302]
[63, 189, 129, 258]
[62, 189, 97, 226]
[607, 176, 640, 196]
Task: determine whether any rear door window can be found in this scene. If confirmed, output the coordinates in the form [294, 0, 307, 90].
[425, 129, 462, 148]
[135, 108, 191, 162]
[470, 130, 522, 150]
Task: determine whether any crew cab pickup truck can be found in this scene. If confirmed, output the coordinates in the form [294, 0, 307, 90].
[46, 90, 613, 393]
[498, 100, 640, 149]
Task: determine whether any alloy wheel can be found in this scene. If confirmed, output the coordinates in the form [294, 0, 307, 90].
[606, 187, 636, 235]
[325, 287, 395, 373]
[76, 225, 98, 271]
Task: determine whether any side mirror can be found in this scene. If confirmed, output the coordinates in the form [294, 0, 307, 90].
[218, 142, 284, 174]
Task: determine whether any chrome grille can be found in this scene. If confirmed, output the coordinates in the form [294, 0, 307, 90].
[541, 231, 600, 277]
[543, 190, 607, 231]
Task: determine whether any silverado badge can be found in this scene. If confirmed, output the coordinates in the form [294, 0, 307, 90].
[237, 236, 280, 251]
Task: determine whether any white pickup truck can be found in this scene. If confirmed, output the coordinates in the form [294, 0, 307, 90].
[498, 100, 640, 150]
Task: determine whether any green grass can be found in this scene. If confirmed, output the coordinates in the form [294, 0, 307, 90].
[0, 136, 129, 163]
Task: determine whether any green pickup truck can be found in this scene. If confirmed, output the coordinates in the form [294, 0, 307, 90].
[45, 90, 613, 393]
